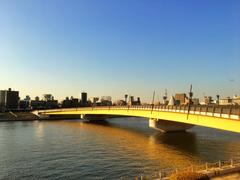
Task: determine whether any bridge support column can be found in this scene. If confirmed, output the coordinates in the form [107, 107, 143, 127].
[149, 119, 194, 132]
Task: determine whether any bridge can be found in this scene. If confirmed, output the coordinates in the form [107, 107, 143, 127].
[36, 105, 240, 133]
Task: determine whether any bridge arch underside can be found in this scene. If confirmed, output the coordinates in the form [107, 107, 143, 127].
[44, 109, 240, 133]
[81, 114, 123, 121]
[80, 114, 194, 132]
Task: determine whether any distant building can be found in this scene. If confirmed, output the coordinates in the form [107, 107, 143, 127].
[185, 97, 190, 105]
[61, 96, 79, 108]
[70, 96, 79, 107]
[175, 93, 186, 105]
[42, 94, 54, 101]
[192, 98, 200, 105]
[101, 96, 112, 106]
[137, 97, 141, 105]
[89, 97, 100, 106]
[30, 100, 46, 110]
[24, 95, 31, 101]
[19, 100, 30, 110]
[219, 97, 232, 105]
[61, 97, 71, 108]
[162, 93, 168, 105]
[45, 100, 58, 109]
[114, 100, 126, 106]
[18, 95, 31, 110]
[128, 96, 141, 106]
[204, 96, 213, 105]
[233, 95, 240, 105]
[30, 95, 58, 110]
[168, 96, 175, 106]
[154, 101, 161, 106]
[0, 88, 19, 111]
[81, 92, 88, 106]
[163, 100, 169, 105]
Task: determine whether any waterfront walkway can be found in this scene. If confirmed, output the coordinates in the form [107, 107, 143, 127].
[135, 158, 240, 180]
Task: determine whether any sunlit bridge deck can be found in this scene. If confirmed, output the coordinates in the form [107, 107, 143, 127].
[36, 105, 240, 133]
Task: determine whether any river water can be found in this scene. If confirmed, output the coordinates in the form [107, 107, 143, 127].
[0, 117, 240, 179]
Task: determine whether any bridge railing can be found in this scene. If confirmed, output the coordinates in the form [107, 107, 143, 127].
[134, 158, 240, 180]
[109, 105, 240, 120]
[38, 105, 240, 120]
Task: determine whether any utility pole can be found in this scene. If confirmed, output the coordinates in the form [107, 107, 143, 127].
[151, 90, 155, 106]
[151, 90, 155, 113]
[189, 84, 193, 105]
[187, 84, 193, 119]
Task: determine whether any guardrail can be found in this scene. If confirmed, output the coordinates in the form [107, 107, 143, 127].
[133, 158, 240, 180]
[38, 105, 240, 120]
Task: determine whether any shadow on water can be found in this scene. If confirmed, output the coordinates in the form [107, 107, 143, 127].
[57, 118, 240, 162]
[83, 119, 111, 126]
[82, 118, 200, 156]
[151, 131, 199, 156]
[52, 119, 240, 163]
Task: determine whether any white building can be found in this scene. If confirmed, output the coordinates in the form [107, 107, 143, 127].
[233, 95, 240, 105]
[219, 97, 232, 105]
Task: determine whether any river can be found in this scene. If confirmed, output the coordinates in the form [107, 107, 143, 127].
[0, 117, 240, 179]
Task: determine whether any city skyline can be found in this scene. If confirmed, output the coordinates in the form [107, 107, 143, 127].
[1, 0, 240, 102]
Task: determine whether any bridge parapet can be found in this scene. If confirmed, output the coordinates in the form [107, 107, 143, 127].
[37, 105, 240, 120]
[36, 105, 240, 133]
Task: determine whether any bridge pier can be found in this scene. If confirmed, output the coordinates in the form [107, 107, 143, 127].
[149, 119, 194, 132]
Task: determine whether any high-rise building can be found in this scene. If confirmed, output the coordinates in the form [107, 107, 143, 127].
[81, 92, 88, 106]
[0, 88, 19, 111]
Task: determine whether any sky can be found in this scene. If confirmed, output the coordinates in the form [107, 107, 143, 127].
[0, 0, 240, 102]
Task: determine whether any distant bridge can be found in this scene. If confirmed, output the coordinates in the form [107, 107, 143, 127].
[36, 105, 240, 133]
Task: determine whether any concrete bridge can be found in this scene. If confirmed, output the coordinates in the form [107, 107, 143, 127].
[36, 105, 240, 133]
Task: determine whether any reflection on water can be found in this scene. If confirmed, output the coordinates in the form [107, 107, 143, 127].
[0, 117, 240, 179]
[151, 131, 198, 155]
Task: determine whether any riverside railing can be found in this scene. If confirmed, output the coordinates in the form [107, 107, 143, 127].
[133, 158, 240, 180]
[39, 105, 240, 120]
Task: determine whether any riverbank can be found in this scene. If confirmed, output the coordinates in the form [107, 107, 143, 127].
[0, 111, 129, 122]
[136, 158, 240, 180]
[0, 112, 39, 121]
[0, 112, 83, 122]
[212, 172, 240, 180]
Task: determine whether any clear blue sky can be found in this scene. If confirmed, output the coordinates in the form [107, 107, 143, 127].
[0, 0, 239, 102]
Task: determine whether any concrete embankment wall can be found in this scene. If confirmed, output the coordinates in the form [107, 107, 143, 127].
[211, 172, 240, 180]
[0, 112, 39, 121]
[0, 112, 83, 121]
[209, 167, 240, 179]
